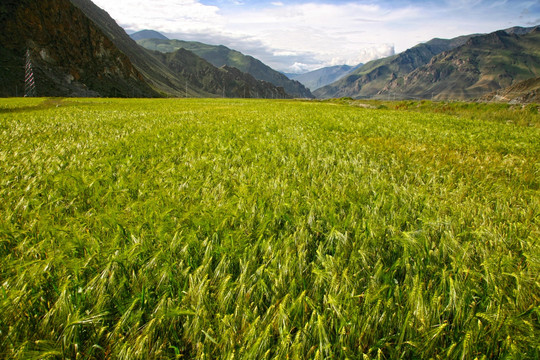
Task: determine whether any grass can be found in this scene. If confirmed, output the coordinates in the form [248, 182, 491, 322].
[0, 97, 539, 359]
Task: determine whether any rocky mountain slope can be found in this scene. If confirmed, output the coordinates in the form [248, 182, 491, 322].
[314, 35, 474, 99]
[134, 34, 313, 98]
[315, 26, 539, 100]
[481, 76, 540, 104]
[71, 0, 291, 98]
[152, 48, 289, 98]
[0, 0, 157, 97]
[288, 64, 362, 91]
[69, 0, 214, 97]
[380, 29, 540, 100]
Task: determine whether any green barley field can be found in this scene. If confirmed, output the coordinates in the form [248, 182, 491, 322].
[0, 98, 539, 359]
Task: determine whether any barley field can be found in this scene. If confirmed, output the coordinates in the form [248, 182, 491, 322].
[0, 98, 539, 359]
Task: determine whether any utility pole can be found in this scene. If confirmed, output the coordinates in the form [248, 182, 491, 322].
[24, 49, 36, 97]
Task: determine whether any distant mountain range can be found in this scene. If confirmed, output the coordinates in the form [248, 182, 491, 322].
[132, 33, 313, 98]
[315, 26, 540, 100]
[287, 64, 363, 91]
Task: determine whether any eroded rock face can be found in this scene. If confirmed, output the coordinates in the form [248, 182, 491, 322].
[0, 0, 157, 97]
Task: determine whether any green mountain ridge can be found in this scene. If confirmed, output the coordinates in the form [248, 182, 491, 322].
[130, 29, 169, 41]
[134, 35, 313, 98]
[315, 26, 540, 100]
[380, 28, 540, 100]
[151, 48, 289, 98]
[314, 35, 475, 99]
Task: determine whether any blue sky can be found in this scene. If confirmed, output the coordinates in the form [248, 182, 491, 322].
[91, 0, 540, 73]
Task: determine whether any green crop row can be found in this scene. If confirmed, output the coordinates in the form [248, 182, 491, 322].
[1, 98, 539, 359]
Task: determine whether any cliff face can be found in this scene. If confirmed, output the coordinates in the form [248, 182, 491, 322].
[0, 0, 157, 97]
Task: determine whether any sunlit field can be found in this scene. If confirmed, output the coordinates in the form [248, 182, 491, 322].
[1, 98, 539, 359]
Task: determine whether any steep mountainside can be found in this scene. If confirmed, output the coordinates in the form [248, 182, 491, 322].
[70, 1, 292, 98]
[0, 0, 157, 97]
[314, 35, 474, 99]
[381, 29, 540, 100]
[153, 48, 289, 98]
[315, 26, 539, 100]
[134, 36, 313, 98]
[289, 64, 362, 91]
[69, 0, 211, 97]
[481, 76, 540, 104]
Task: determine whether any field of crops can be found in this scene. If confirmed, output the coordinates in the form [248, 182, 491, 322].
[1, 98, 539, 359]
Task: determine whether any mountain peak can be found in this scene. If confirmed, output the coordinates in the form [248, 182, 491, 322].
[129, 30, 169, 41]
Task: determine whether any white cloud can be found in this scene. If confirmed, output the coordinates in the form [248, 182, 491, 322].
[92, 0, 223, 33]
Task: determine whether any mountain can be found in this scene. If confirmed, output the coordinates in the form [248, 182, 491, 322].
[289, 64, 363, 91]
[380, 28, 540, 100]
[315, 26, 540, 100]
[69, 0, 211, 97]
[481, 76, 540, 104]
[0, 0, 157, 97]
[69, 0, 288, 98]
[314, 35, 474, 99]
[134, 37, 314, 98]
[152, 48, 289, 98]
[130, 30, 168, 41]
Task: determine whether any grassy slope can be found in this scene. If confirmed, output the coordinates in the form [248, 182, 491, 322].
[0, 98, 539, 359]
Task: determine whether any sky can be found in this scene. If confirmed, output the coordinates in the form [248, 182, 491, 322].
[91, 0, 540, 73]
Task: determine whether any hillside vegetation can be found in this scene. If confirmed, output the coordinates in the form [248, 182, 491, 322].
[314, 35, 474, 99]
[316, 27, 540, 100]
[135, 37, 313, 98]
[1, 98, 539, 359]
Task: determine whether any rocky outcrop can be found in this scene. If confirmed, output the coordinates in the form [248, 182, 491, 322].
[0, 0, 157, 97]
[481, 76, 540, 104]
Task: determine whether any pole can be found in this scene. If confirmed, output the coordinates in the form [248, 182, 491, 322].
[24, 49, 36, 97]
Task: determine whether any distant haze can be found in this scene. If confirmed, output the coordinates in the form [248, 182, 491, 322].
[92, 0, 540, 73]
